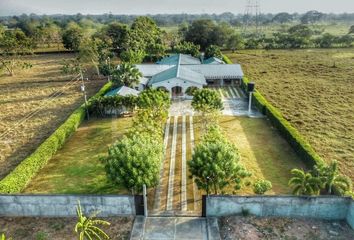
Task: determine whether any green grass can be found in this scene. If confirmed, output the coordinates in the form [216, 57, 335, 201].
[220, 116, 305, 194]
[226, 48, 354, 182]
[23, 117, 132, 194]
[192, 116, 304, 195]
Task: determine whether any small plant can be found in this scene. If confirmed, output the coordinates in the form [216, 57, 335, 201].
[75, 201, 111, 240]
[253, 179, 272, 195]
[35, 231, 48, 240]
[1, 233, 11, 240]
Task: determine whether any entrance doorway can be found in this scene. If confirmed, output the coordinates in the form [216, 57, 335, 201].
[171, 86, 183, 97]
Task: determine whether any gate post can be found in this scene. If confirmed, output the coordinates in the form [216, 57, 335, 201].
[143, 184, 148, 217]
[202, 195, 207, 217]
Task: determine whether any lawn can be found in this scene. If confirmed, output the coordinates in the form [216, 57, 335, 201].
[227, 48, 354, 182]
[0, 53, 106, 179]
[24, 117, 132, 194]
[219, 116, 305, 194]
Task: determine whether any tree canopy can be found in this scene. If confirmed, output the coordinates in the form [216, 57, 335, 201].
[188, 126, 250, 195]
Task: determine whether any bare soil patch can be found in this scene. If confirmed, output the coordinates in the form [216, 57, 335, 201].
[0, 216, 133, 240]
[219, 215, 354, 240]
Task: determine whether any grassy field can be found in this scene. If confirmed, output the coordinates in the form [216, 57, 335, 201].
[24, 117, 132, 194]
[0, 53, 105, 180]
[227, 48, 354, 181]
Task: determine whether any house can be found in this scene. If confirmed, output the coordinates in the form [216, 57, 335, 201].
[125, 53, 243, 98]
[104, 86, 139, 115]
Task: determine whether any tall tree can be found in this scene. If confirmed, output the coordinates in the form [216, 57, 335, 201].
[188, 126, 250, 195]
[62, 23, 84, 51]
[0, 29, 33, 76]
[173, 41, 200, 57]
[112, 63, 142, 88]
[288, 169, 322, 195]
[226, 33, 245, 52]
[205, 45, 223, 59]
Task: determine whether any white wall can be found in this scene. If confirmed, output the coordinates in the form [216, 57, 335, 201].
[151, 78, 203, 94]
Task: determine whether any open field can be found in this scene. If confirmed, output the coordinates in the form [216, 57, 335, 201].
[227, 48, 354, 181]
[0, 53, 105, 179]
[0, 216, 133, 240]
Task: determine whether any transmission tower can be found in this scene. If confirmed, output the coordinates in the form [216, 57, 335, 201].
[242, 0, 262, 35]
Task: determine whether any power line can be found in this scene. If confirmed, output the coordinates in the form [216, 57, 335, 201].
[0, 75, 82, 141]
[242, 0, 262, 35]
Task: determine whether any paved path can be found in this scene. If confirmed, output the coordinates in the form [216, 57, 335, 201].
[130, 216, 221, 240]
[181, 116, 187, 212]
[167, 116, 178, 211]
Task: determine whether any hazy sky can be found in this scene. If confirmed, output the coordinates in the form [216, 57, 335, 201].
[0, 0, 354, 16]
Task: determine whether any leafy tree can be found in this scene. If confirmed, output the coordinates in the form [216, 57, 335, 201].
[205, 45, 223, 59]
[173, 41, 200, 57]
[188, 126, 250, 195]
[253, 179, 272, 195]
[0, 29, 33, 76]
[133, 88, 171, 136]
[62, 23, 84, 51]
[75, 201, 110, 240]
[101, 132, 163, 193]
[315, 33, 336, 48]
[226, 33, 245, 52]
[185, 19, 232, 50]
[315, 161, 352, 195]
[192, 88, 223, 129]
[98, 21, 129, 52]
[120, 49, 146, 64]
[349, 25, 354, 34]
[112, 63, 142, 88]
[301, 11, 324, 24]
[288, 169, 322, 195]
[78, 38, 100, 75]
[337, 34, 354, 47]
[272, 12, 293, 24]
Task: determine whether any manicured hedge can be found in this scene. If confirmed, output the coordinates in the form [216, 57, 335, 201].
[0, 81, 112, 193]
[222, 54, 324, 168]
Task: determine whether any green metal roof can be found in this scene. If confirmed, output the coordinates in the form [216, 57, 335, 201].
[105, 86, 140, 97]
[203, 57, 225, 64]
[157, 54, 201, 65]
[149, 64, 206, 85]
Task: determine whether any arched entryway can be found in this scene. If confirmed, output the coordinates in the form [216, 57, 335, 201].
[171, 86, 183, 97]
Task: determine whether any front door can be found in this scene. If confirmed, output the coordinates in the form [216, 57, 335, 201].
[171, 86, 183, 97]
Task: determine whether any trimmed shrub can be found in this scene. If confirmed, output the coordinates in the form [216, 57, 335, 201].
[223, 54, 324, 168]
[0, 82, 112, 193]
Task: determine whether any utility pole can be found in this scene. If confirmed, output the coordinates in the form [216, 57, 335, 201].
[80, 69, 90, 120]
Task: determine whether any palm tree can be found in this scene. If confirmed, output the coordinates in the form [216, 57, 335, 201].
[316, 160, 352, 195]
[74, 201, 111, 240]
[288, 169, 322, 195]
[112, 62, 142, 88]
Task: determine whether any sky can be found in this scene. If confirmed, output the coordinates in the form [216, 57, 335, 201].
[0, 0, 354, 16]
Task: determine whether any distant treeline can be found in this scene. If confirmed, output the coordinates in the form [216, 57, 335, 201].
[1, 11, 354, 27]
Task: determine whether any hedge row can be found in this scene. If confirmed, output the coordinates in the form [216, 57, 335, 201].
[0, 81, 113, 193]
[222, 54, 324, 168]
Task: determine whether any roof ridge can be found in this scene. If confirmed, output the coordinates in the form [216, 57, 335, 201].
[176, 54, 181, 77]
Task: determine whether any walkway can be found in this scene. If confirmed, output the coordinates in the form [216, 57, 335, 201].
[130, 216, 220, 240]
